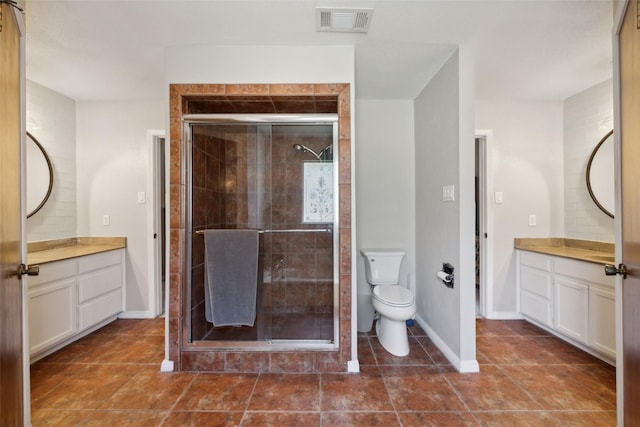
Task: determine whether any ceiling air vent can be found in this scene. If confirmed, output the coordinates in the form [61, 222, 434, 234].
[316, 8, 374, 33]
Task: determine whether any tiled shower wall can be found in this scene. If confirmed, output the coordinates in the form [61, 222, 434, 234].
[169, 84, 352, 372]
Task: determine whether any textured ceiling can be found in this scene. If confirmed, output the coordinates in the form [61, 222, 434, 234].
[25, 0, 615, 101]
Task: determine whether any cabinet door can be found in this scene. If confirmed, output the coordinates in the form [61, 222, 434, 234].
[554, 278, 588, 343]
[29, 278, 77, 355]
[589, 286, 616, 359]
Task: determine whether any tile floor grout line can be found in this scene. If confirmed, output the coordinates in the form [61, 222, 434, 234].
[238, 370, 262, 424]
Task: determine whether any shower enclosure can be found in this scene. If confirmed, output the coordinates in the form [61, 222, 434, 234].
[185, 114, 339, 349]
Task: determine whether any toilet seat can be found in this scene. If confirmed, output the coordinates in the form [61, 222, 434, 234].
[373, 285, 414, 307]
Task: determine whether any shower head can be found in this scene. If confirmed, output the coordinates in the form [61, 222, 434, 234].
[292, 144, 322, 161]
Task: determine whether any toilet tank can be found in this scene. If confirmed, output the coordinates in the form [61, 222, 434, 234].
[360, 249, 405, 285]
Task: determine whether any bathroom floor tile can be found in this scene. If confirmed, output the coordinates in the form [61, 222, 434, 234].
[162, 410, 244, 426]
[30, 409, 92, 426]
[501, 365, 616, 411]
[529, 336, 610, 365]
[566, 363, 617, 406]
[369, 336, 434, 366]
[37, 332, 115, 364]
[242, 412, 321, 426]
[321, 366, 393, 411]
[82, 410, 168, 426]
[98, 365, 195, 410]
[380, 365, 466, 411]
[472, 411, 561, 426]
[29, 318, 617, 425]
[476, 336, 565, 365]
[356, 336, 376, 365]
[248, 373, 320, 411]
[320, 411, 400, 426]
[549, 410, 618, 426]
[415, 336, 454, 367]
[444, 365, 541, 411]
[397, 411, 480, 427]
[173, 373, 258, 411]
[91, 334, 165, 364]
[32, 364, 143, 410]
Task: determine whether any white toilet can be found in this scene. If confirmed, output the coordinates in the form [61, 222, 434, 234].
[360, 249, 416, 357]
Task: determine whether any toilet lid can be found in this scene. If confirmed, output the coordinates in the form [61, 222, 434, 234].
[373, 285, 414, 307]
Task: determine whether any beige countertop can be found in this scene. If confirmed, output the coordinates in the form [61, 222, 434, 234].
[515, 238, 615, 265]
[28, 237, 127, 265]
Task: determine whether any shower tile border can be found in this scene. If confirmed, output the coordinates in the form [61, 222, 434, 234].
[168, 83, 352, 373]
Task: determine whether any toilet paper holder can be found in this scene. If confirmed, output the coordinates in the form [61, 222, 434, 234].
[437, 263, 454, 288]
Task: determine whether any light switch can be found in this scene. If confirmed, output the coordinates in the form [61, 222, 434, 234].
[495, 192, 503, 204]
[442, 185, 455, 202]
[102, 215, 110, 226]
[528, 214, 537, 227]
[137, 191, 146, 204]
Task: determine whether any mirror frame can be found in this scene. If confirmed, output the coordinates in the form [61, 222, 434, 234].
[26, 132, 54, 218]
[586, 129, 614, 219]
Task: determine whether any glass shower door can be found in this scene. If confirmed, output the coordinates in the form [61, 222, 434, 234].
[187, 118, 338, 346]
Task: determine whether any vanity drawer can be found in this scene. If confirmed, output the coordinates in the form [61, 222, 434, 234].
[78, 249, 122, 274]
[78, 264, 122, 303]
[554, 257, 614, 287]
[519, 251, 552, 272]
[520, 265, 553, 299]
[79, 289, 123, 330]
[28, 259, 77, 288]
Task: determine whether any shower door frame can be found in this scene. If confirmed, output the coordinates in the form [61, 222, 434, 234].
[183, 114, 340, 351]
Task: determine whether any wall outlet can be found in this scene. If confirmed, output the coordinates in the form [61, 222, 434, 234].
[528, 214, 537, 227]
[102, 215, 110, 226]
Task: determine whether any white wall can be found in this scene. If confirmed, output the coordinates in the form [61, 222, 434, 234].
[563, 79, 614, 242]
[475, 99, 565, 315]
[26, 80, 77, 242]
[76, 100, 165, 314]
[355, 100, 415, 332]
[414, 48, 477, 371]
[163, 44, 358, 364]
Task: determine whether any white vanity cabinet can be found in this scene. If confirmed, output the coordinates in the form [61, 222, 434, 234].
[28, 249, 125, 360]
[517, 250, 615, 363]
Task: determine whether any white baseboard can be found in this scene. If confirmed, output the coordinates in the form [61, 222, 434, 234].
[415, 315, 479, 373]
[347, 359, 360, 373]
[160, 359, 174, 372]
[118, 310, 157, 319]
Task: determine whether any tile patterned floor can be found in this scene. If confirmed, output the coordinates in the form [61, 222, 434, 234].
[30, 318, 617, 426]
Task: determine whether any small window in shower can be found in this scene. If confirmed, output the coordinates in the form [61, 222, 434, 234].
[303, 162, 334, 224]
[184, 115, 339, 350]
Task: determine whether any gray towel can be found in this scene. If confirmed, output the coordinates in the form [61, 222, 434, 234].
[204, 229, 259, 327]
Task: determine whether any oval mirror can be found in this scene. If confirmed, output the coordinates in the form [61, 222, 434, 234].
[26, 132, 54, 218]
[586, 130, 614, 218]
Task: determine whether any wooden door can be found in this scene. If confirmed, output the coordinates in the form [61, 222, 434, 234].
[619, 1, 640, 425]
[0, 4, 25, 426]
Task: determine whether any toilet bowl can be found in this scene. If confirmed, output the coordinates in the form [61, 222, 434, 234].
[360, 249, 416, 357]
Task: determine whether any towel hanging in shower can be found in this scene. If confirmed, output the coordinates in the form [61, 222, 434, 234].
[204, 229, 259, 327]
